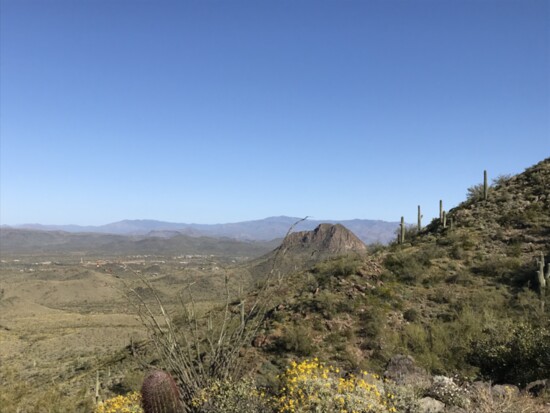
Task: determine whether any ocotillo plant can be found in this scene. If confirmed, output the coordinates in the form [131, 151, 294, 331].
[128, 218, 310, 412]
[141, 370, 182, 413]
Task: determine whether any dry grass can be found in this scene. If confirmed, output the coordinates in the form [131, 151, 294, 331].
[0, 254, 225, 410]
[470, 384, 550, 413]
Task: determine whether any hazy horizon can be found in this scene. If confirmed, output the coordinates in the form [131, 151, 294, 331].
[1, 0, 548, 227]
[5, 214, 399, 228]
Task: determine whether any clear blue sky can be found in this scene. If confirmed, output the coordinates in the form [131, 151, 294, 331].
[1, 0, 548, 226]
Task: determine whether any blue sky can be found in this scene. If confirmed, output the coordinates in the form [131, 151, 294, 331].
[1, 0, 548, 226]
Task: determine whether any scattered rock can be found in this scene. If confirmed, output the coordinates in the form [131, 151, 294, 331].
[492, 383, 519, 398]
[445, 407, 468, 413]
[525, 379, 548, 396]
[417, 397, 445, 413]
[427, 376, 470, 409]
[384, 354, 431, 389]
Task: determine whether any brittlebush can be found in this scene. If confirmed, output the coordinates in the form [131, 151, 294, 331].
[276, 358, 397, 413]
[94, 391, 143, 413]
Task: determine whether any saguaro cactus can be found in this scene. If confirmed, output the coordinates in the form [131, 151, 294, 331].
[417, 205, 422, 231]
[483, 170, 488, 200]
[537, 252, 546, 294]
[439, 200, 443, 223]
[95, 370, 100, 405]
[442, 211, 447, 228]
[400, 216, 405, 244]
[141, 370, 182, 413]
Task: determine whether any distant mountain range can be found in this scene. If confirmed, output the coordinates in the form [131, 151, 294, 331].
[0, 228, 280, 257]
[9, 216, 399, 245]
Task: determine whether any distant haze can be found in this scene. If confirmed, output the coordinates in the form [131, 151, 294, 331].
[10, 216, 399, 245]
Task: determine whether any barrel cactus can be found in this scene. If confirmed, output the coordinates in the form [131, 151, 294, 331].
[141, 370, 182, 413]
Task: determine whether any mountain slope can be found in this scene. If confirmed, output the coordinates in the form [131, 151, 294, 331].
[250, 158, 550, 386]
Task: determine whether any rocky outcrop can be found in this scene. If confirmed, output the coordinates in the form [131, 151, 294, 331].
[279, 223, 367, 256]
[249, 223, 368, 277]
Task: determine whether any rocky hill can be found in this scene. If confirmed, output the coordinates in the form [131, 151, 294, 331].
[278, 223, 367, 256]
[247, 158, 550, 399]
[247, 223, 368, 277]
[451, 158, 548, 252]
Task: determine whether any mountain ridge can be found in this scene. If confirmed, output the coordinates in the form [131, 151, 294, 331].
[0, 227, 279, 257]
[10, 216, 399, 244]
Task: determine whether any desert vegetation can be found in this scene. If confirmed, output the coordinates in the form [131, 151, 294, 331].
[1, 159, 549, 412]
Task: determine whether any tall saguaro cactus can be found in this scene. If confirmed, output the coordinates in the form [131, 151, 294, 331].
[417, 205, 422, 231]
[399, 216, 405, 244]
[483, 170, 488, 200]
[439, 200, 443, 223]
[537, 252, 547, 294]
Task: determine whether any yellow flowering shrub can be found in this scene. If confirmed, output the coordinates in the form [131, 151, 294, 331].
[94, 391, 143, 413]
[276, 358, 397, 413]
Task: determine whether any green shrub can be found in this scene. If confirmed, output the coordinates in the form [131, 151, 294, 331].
[312, 256, 362, 286]
[192, 378, 271, 413]
[384, 252, 427, 284]
[466, 183, 486, 202]
[278, 323, 315, 356]
[357, 306, 386, 340]
[307, 290, 344, 319]
[468, 323, 550, 385]
[382, 382, 420, 413]
[437, 231, 476, 251]
[385, 246, 447, 284]
[472, 256, 521, 280]
[403, 308, 420, 322]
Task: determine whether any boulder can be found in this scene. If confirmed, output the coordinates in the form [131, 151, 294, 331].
[417, 397, 445, 413]
[427, 376, 469, 409]
[384, 354, 432, 390]
[525, 379, 548, 396]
